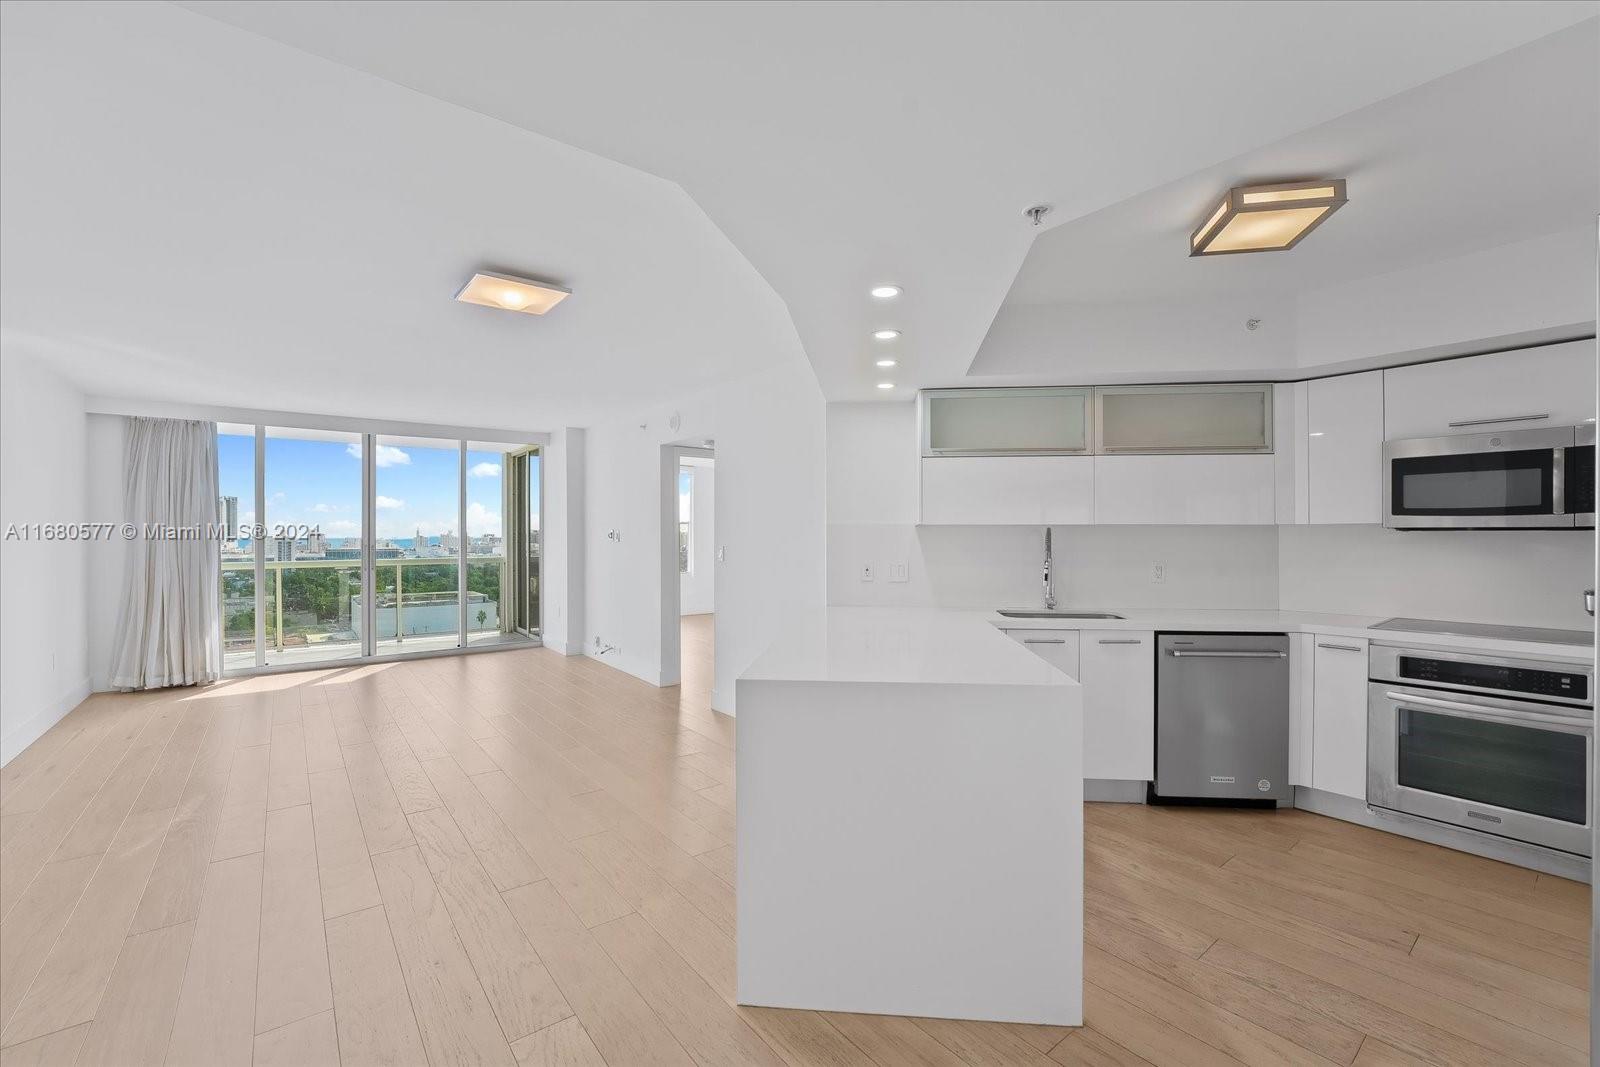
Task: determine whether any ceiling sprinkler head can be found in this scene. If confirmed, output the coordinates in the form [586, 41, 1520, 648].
[1025, 204, 1052, 227]
[1246, 318, 1262, 331]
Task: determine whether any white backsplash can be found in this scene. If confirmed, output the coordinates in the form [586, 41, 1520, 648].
[828, 521, 1595, 629]
[1278, 524, 1595, 630]
[828, 524, 1280, 611]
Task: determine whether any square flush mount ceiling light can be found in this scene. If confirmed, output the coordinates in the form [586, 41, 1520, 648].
[456, 271, 571, 314]
[1189, 179, 1348, 256]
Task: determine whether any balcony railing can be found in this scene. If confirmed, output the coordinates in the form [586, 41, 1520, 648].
[221, 554, 508, 654]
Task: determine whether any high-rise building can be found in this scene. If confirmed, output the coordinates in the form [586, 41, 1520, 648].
[217, 495, 239, 538]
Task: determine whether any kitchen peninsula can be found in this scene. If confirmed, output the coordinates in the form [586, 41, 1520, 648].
[735, 608, 1083, 1026]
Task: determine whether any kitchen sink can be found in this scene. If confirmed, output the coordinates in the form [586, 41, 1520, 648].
[996, 610, 1125, 619]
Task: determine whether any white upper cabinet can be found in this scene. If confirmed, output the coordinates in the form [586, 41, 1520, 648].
[1383, 340, 1597, 441]
[920, 456, 1095, 525]
[1307, 371, 1384, 524]
[1095, 384, 1273, 454]
[922, 388, 1091, 456]
[1094, 455, 1275, 524]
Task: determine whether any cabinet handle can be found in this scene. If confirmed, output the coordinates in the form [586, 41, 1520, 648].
[1022, 638, 1067, 645]
[1317, 642, 1363, 652]
[1446, 413, 1549, 428]
[1097, 638, 1142, 645]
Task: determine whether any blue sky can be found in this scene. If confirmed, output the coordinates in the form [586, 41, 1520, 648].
[219, 432, 537, 542]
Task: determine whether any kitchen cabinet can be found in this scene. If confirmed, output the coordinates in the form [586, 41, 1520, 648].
[920, 456, 1094, 525]
[1077, 631, 1154, 781]
[1311, 635, 1368, 800]
[1288, 634, 1315, 786]
[1095, 384, 1272, 454]
[1093, 455, 1275, 525]
[922, 387, 1091, 456]
[1307, 371, 1384, 524]
[999, 628, 1079, 680]
[1383, 340, 1597, 441]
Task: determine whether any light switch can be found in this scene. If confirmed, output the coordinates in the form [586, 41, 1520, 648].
[888, 562, 909, 583]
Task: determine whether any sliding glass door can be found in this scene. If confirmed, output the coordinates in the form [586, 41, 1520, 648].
[504, 448, 542, 639]
[216, 423, 537, 673]
[372, 435, 462, 659]
[466, 444, 511, 645]
[263, 427, 365, 667]
[218, 424, 259, 672]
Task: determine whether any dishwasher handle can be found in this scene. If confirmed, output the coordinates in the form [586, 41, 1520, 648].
[1168, 649, 1287, 659]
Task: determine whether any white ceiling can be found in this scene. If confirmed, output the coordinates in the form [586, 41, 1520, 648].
[0, 2, 804, 432]
[176, 0, 1598, 402]
[1003, 21, 1599, 308]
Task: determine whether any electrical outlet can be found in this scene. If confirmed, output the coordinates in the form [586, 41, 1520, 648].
[860, 564, 874, 582]
[888, 562, 909, 583]
[1151, 562, 1166, 584]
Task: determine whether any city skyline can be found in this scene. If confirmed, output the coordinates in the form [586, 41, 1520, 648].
[218, 432, 537, 547]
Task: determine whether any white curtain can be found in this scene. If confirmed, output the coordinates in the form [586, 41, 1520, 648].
[109, 417, 222, 689]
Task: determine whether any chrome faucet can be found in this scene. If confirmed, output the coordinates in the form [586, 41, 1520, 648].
[1042, 527, 1056, 610]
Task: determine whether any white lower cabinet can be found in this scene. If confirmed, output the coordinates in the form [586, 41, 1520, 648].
[1004, 628, 1154, 781]
[919, 456, 1095, 525]
[1310, 635, 1369, 800]
[999, 628, 1079, 680]
[1077, 631, 1155, 781]
[1092, 455, 1276, 525]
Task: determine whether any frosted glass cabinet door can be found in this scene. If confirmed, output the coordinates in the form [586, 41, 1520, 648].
[923, 388, 1091, 455]
[1096, 385, 1273, 454]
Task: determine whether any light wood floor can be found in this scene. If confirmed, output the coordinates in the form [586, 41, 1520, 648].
[0, 612, 1589, 1066]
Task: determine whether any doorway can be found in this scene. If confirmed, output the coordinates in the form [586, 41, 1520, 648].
[660, 443, 714, 695]
[678, 450, 714, 707]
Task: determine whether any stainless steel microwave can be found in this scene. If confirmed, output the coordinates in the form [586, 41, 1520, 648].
[1383, 424, 1594, 530]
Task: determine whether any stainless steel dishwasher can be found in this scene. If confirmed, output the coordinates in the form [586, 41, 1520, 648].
[1154, 633, 1291, 805]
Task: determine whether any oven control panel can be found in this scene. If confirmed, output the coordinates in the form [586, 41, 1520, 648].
[1399, 656, 1589, 703]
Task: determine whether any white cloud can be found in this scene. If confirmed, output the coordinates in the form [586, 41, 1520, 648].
[468, 461, 501, 479]
[375, 495, 405, 509]
[309, 502, 344, 514]
[347, 442, 411, 467]
[466, 501, 501, 536]
[320, 519, 361, 536]
[269, 491, 286, 504]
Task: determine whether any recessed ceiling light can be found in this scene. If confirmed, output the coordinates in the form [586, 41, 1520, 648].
[1190, 179, 1348, 256]
[875, 358, 898, 368]
[870, 285, 902, 299]
[873, 329, 901, 341]
[876, 382, 895, 390]
[456, 271, 571, 315]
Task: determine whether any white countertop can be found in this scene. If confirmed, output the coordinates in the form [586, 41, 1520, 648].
[740, 607, 1078, 687]
[983, 608, 1595, 663]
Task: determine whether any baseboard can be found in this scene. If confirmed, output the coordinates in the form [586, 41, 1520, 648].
[1, 675, 91, 767]
[1294, 786, 1590, 883]
[1085, 779, 1146, 803]
[586, 649, 665, 688]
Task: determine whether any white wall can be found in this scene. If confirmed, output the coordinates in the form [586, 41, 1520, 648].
[1295, 227, 1596, 371]
[542, 428, 586, 656]
[85, 415, 128, 691]
[1, 356, 91, 763]
[970, 227, 1596, 386]
[585, 352, 825, 712]
[679, 458, 715, 616]
[1279, 525, 1595, 631]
